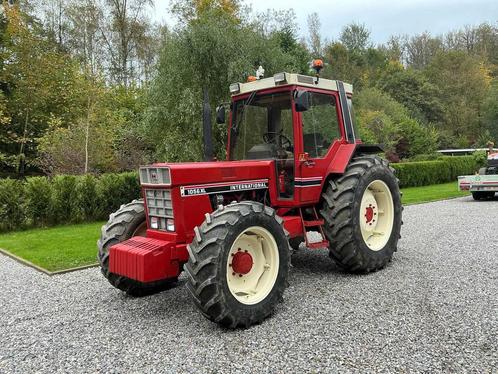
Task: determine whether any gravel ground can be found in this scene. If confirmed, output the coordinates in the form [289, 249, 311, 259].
[0, 196, 497, 373]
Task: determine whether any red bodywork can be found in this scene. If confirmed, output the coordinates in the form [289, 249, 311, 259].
[109, 84, 360, 283]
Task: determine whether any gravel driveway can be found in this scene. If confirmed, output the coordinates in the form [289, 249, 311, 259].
[0, 196, 497, 373]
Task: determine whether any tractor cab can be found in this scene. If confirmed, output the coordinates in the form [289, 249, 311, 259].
[221, 68, 357, 204]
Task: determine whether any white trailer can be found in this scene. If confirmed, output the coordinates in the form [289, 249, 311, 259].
[458, 152, 498, 200]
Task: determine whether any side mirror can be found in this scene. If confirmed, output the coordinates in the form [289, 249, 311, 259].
[216, 105, 225, 124]
[294, 91, 311, 112]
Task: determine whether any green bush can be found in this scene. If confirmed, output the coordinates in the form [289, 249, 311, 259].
[0, 178, 25, 231]
[409, 153, 444, 162]
[392, 155, 480, 187]
[96, 173, 122, 219]
[25, 177, 53, 226]
[116, 172, 141, 205]
[52, 175, 78, 224]
[75, 174, 98, 222]
[0, 172, 141, 232]
[0, 156, 484, 232]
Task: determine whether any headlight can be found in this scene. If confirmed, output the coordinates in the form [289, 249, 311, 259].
[150, 216, 159, 229]
[166, 218, 175, 232]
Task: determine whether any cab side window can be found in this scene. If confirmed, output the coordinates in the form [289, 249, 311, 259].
[301, 93, 341, 158]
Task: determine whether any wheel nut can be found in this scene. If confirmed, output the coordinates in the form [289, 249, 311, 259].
[238, 274, 243, 277]
[232, 272, 235, 276]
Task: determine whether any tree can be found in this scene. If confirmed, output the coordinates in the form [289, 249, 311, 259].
[444, 23, 498, 72]
[143, 6, 311, 162]
[355, 87, 438, 160]
[339, 23, 371, 52]
[405, 32, 443, 69]
[170, 0, 241, 24]
[482, 80, 498, 142]
[425, 51, 492, 144]
[38, 0, 70, 48]
[307, 12, 322, 57]
[0, 4, 83, 175]
[379, 35, 407, 64]
[65, 1, 105, 76]
[377, 65, 444, 124]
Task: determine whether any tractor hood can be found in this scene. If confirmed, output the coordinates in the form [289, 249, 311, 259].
[141, 160, 275, 188]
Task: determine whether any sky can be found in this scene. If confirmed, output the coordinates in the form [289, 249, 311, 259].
[151, 0, 498, 44]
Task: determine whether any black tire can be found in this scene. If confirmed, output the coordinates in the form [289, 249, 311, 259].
[472, 191, 495, 200]
[185, 201, 291, 328]
[320, 155, 403, 272]
[97, 199, 177, 297]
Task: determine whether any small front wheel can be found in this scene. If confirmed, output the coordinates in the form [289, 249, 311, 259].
[185, 201, 291, 328]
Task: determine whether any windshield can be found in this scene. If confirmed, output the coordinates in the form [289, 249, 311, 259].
[229, 92, 293, 161]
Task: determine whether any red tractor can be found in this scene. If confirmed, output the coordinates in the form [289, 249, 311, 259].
[98, 64, 403, 328]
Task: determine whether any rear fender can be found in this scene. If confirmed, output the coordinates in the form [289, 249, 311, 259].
[322, 143, 385, 197]
[326, 143, 384, 176]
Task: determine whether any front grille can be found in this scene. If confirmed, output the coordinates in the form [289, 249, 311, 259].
[145, 189, 173, 230]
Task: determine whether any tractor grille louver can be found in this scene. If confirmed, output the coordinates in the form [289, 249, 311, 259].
[145, 189, 173, 231]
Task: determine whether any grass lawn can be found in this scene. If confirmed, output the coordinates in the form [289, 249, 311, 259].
[401, 181, 469, 205]
[0, 181, 469, 272]
[0, 221, 104, 272]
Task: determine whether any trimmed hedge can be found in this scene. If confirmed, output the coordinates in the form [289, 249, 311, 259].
[392, 155, 481, 188]
[0, 155, 484, 232]
[0, 172, 140, 232]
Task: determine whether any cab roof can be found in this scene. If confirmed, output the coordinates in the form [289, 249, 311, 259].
[231, 73, 353, 96]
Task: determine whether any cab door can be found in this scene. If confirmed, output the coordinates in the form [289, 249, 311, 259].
[296, 90, 344, 203]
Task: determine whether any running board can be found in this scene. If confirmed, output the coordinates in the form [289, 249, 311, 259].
[299, 207, 329, 249]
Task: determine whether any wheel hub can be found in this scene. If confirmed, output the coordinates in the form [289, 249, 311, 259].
[231, 250, 253, 275]
[361, 191, 378, 233]
[365, 205, 375, 224]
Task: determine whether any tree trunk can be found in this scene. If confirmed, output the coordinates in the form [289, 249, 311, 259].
[202, 86, 213, 161]
[18, 110, 29, 177]
[84, 95, 91, 173]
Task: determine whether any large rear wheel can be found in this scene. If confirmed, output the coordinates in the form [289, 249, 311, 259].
[98, 200, 176, 296]
[185, 201, 291, 328]
[320, 155, 403, 272]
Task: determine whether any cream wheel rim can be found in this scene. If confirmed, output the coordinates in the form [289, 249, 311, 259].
[359, 180, 394, 251]
[226, 226, 279, 305]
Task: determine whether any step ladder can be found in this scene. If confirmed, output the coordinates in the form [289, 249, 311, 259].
[299, 207, 329, 249]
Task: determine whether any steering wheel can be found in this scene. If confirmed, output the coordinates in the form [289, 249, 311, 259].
[263, 131, 292, 149]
